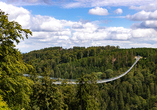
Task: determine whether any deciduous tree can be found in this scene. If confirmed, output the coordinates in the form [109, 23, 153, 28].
[0, 9, 33, 109]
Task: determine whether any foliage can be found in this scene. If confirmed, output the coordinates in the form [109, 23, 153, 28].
[0, 95, 10, 110]
[23, 45, 157, 109]
[31, 68, 66, 110]
[0, 9, 33, 109]
[76, 73, 100, 110]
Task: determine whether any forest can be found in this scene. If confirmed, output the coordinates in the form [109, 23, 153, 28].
[1, 9, 157, 110]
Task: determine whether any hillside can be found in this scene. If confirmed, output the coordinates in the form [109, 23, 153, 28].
[23, 46, 157, 79]
[22, 46, 157, 109]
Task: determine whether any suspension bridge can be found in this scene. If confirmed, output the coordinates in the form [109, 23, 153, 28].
[24, 55, 141, 84]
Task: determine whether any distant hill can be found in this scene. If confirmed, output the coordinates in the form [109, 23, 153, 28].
[22, 45, 157, 79]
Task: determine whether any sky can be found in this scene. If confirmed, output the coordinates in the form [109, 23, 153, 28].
[1, 0, 157, 53]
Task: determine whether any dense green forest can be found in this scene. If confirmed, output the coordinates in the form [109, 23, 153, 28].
[1, 9, 157, 110]
[22, 46, 157, 110]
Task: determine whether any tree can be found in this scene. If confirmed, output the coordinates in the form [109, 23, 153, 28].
[0, 9, 33, 109]
[31, 68, 66, 110]
[118, 91, 124, 110]
[76, 73, 100, 110]
[105, 69, 113, 78]
[60, 80, 77, 110]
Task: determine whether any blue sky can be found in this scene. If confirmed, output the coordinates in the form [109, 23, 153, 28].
[23, 5, 136, 27]
[1, 0, 157, 52]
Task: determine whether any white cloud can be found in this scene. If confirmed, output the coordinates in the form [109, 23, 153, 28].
[71, 27, 132, 41]
[31, 15, 63, 32]
[88, 7, 109, 15]
[130, 4, 157, 11]
[0, 2, 31, 28]
[63, 2, 81, 8]
[114, 8, 123, 15]
[3, 0, 157, 10]
[1, 1, 157, 53]
[131, 20, 157, 29]
[126, 10, 157, 21]
[62, 0, 156, 8]
[142, 20, 157, 28]
[72, 22, 98, 33]
[5, 0, 53, 6]
[127, 9, 157, 29]
[131, 29, 157, 38]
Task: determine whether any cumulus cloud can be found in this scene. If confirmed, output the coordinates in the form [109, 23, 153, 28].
[31, 15, 63, 32]
[114, 8, 123, 15]
[88, 7, 109, 15]
[0, 2, 31, 28]
[127, 9, 157, 29]
[130, 4, 157, 11]
[131, 20, 157, 29]
[141, 21, 157, 28]
[1, 1, 157, 52]
[131, 29, 157, 38]
[72, 22, 98, 33]
[17, 26, 157, 52]
[126, 10, 157, 21]
[71, 27, 132, 42]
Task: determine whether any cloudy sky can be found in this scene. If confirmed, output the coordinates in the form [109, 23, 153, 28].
[1, 0, 157, 52]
